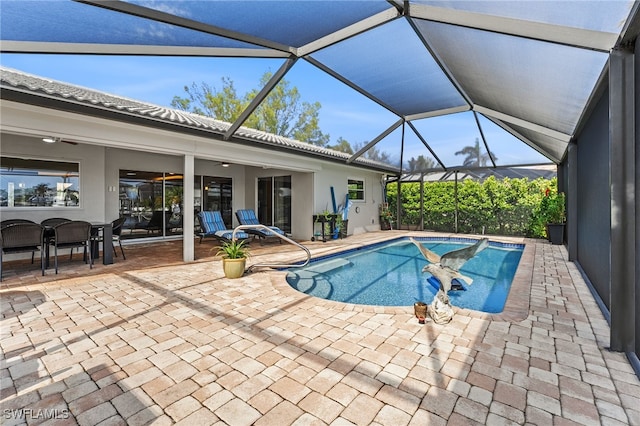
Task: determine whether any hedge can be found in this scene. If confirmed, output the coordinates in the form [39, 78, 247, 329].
[385, 176, 556, 238]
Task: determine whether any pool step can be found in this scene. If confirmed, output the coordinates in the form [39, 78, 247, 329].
[287, 258, 352, 297]
[305, 258, 353, 274]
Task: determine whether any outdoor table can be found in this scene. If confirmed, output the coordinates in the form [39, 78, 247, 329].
[90, 222, 113, 265]
[43, 222, 113, 267]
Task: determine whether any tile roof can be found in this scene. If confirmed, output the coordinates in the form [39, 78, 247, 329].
[0, 66, 396, 173]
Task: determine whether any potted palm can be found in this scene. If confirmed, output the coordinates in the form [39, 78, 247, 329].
[216, 239, 250, 278]
[542, 189, 566, 245]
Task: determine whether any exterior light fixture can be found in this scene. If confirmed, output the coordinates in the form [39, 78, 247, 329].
[42, 136, 59, 143]
[222, 162, 230, 167]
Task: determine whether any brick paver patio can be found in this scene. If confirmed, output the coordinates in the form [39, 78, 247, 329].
[1, 232, 639, 425]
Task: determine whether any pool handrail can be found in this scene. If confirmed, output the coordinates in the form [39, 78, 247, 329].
[232, 225, 310, 272]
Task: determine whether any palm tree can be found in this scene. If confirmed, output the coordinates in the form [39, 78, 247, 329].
[455, 138, 496, 167]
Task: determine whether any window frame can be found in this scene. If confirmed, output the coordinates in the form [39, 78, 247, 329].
[347, 177, 366, 203]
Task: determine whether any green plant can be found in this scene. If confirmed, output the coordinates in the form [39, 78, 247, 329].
[541, 189, 566, 224]
[315, 210, 334, 235]
[386, 176, 558, 238]
[215, 239, 250, 259]
[380, 206, 394, 223]
[334, 215, 343, 230]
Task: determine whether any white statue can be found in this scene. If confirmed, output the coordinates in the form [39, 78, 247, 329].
[410, 237, 489, 324]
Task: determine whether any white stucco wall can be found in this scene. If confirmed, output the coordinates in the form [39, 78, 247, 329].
[313, 164, 385, 236]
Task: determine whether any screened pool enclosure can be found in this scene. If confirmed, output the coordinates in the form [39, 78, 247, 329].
[2, 0, 636, 172]
[1, 1, 639, 372]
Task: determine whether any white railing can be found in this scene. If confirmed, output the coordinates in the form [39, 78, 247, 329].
[232, 225, 311, 272]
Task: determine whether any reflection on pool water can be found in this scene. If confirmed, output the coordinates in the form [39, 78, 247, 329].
[286, 237, 524, 313]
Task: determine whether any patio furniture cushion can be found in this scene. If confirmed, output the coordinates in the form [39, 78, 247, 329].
[197, 211, 248, 243]
[235, 209, 285, 238]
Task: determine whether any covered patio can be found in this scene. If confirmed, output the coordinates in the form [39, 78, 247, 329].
[1, 232, 639, 424]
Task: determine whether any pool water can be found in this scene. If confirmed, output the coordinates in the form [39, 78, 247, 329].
[285, 237, 524, 313]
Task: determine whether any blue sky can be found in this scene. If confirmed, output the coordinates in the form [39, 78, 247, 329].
[1, 53, 550, 167]
[0, 54, 396, 144]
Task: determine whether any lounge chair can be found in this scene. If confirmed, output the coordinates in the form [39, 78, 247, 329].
[235, 209, 285, 244]
[196, 211, 249, 244]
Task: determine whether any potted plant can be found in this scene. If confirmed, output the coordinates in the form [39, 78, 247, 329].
[541, 189, 566, 245]
[379, 205, 394, 230]
[216, 239, 250, 278]
[313, 210, 336, 241]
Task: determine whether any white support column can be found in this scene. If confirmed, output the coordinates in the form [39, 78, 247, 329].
[183, 154, 195, 262]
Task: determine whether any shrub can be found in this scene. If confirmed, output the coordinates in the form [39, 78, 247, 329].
[386, 176, 556, 238]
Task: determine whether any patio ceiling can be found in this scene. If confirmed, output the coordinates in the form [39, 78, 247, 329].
[1, 0, 639, 173]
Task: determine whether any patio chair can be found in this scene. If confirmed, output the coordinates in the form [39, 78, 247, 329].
[91, 217, 127, 260]
[41, 217, 71, 227]
[196, 211, 249, 244]
[143, 210, 171, 234]
[49, 220, 92, 274]
[235, 209, 285, 244]
[1, 219, 36, 228]
[0, 222, 45, 281]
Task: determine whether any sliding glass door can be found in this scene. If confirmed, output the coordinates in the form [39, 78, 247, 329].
[201, 176, 233, 227]
[119, 170, 183, 238]
[258, 176, 291, 233]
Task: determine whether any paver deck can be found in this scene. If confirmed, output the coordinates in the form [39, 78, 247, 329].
[1, 231, 639, 425]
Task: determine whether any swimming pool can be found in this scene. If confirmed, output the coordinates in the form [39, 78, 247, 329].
[285, 237, 524, 313]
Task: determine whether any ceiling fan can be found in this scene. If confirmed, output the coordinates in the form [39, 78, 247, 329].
[42, 136, 78, 145]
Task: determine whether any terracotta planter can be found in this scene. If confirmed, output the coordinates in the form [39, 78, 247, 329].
[414, 301, 428, 324]
[222, 257, 246, 278]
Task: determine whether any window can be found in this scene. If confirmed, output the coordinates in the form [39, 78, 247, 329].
[348, 178, 365, 202]
[0, 157, 80, 207]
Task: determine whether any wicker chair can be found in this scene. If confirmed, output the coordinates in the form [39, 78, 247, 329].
[0, 222, 45, 281]
[49, 220, 93, 273]
[1, 219, 36, 228]
[41, 217, 71, 227]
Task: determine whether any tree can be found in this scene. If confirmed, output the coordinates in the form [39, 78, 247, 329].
[328, 137, 354, 154]
[353, 142, 392, 165]
[405, 155, 436, 173]
[455, 138, 496, 167]
[171, 72, 330, 146]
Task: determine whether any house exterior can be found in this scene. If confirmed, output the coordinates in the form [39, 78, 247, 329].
[0, 67, 395, 261]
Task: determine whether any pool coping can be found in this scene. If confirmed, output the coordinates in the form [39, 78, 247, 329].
[268, 232, 534, 323]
